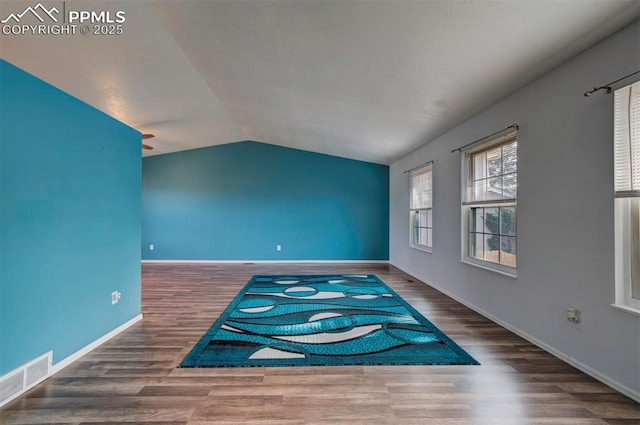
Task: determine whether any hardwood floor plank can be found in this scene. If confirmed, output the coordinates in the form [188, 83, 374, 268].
[188, 421, 303, 425]
[584, 402, 640, 419]
[190, 395, 285, 421]
[5, 396, 208, 410]
[79, 422, 187, 425]
[604, 420, 640, 425]
[0, 263, 637, 424]
[138, 386, 213, 397]
[1, 407, 195, 424]
[206, 384, 390, 397]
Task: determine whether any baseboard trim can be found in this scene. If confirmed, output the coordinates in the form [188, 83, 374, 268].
[0, 314, 142, 408]
[142, 260, 390, 264]
[391, 263, 640, 403]
[51, 314, 143, 375]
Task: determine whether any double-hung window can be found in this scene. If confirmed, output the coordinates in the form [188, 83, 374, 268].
[462, 130, 518, 275]
[614, 80, 640, 312]
[410, 163, 433, 251]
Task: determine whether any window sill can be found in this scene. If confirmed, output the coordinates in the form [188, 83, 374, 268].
[410, 244, 432, 253]
[610, 303, 640, 316]
[462, 258, 517, 278]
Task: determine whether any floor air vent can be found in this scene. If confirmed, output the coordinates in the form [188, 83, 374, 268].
[0, 351, 51, 407]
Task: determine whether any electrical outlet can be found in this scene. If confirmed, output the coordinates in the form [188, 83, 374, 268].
[276, 244, 282, 251]
[567, 308, 581, 326]
[149, 244, 154, 251]
[111, 291, 122, 305]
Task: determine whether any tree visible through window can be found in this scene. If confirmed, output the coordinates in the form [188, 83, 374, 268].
[462, 131, 518, 273]
[470, 206, 516, 267]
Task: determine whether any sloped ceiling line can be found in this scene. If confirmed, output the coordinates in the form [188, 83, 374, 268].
[1, 0, 638, 163]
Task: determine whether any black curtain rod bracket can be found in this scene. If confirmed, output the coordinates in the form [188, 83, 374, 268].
[584, 70, 640, 97]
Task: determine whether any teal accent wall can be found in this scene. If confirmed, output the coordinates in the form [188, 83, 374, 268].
[0, 60, 141, 375]
[142, 142, 389, 260]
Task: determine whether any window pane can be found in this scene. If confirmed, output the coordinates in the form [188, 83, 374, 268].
[468, 137, 518, 203]
[411, 208, 432, 248]
[419, 209, 428, 225]
[614, 82, 640, 193]
[486, 146, 502, 177]
[427, 229, 433, 247]
[470, 233, 484, 259]
[503, 172, 517, 198]
[501, 236, 517, 267]
[501, 207, 516, 236]
[473, 179, 487, 201]
[471, 208, 483, 232]
[474, 152, 487, 180]
[464, 131, 518, 272]
[486, 176, 503, 199]
[484, 234, 500, 263]
[632, 198, 640, 300]
[484, 208, 499, 234]
[410, 165, 432, 209]
[503, 141, 517, 174]
[419, 227, 428, 246]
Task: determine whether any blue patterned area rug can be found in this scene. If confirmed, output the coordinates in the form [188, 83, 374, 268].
[180, 275, 479, 367]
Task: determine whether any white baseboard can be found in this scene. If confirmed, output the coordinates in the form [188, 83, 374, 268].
[51, 314, 143, 374]
[391, 263, 640, 403]
[0, 314, 142, 408]
[142, 259, 389, 264]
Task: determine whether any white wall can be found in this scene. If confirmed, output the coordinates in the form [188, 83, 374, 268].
[390, 22, 640, 400]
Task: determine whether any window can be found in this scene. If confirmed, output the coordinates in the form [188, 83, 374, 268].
[462, 130, 517, 275]
[614, 81, 640, 312]
[410, 163, 433, 251]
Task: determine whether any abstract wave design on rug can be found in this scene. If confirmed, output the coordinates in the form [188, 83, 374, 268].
[180, 275, 479, 367]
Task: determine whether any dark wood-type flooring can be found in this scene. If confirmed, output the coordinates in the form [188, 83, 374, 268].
[1, 263, 639, 424]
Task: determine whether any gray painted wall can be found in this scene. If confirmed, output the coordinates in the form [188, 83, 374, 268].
[390, 22, 640, 399]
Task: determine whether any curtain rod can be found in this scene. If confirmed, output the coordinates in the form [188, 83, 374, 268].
[451, 124, 519, 153]
[584, 70, 640, 97]
[403, 160, 434, 174]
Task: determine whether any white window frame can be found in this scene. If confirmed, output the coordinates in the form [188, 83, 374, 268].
[409, 162, 433, 252]
[613, 81, 640, 314]
[461, 131, 518, 277]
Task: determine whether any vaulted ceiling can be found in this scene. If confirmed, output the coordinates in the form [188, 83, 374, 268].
[1, 0, 638, 164]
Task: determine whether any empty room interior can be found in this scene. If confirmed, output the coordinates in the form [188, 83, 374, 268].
[1, 0, 640, 423]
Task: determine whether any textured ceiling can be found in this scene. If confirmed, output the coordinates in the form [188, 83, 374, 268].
[1, 0, 638, 164]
